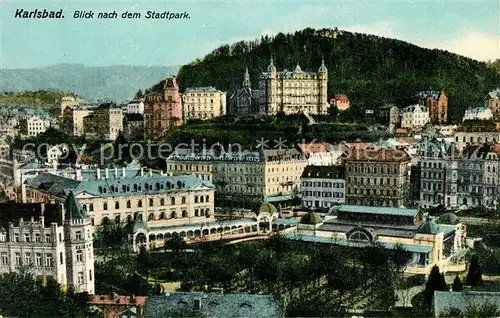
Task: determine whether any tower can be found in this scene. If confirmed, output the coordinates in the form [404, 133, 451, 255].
[63, 191, 94, 294]
[317, 59, 329, 114]
[243, 67, 251, 88]
[267, 57, 277, 114]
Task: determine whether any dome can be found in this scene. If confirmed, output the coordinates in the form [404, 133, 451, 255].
[300, 212, 322, 225]
[417, 218, 440, 235]
[267, 58, 277, 73]
[294, 64, 302, 73]
[258, 202, 277, 215]
[318, 59, 327, 73]
[437, 212, 460, 225]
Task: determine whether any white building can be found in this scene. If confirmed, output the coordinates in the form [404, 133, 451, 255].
[401, 104, 430, 129]
[27, 116, 51, 137]
[463, 107, 493, 121]
[300, 165, 345, 209]
[126, 98, 145, 115]
[297, 142, 346, 166]
[0, 198, 94, 294]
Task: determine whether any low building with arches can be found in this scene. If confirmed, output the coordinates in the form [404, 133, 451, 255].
[287, 205, 467, 275]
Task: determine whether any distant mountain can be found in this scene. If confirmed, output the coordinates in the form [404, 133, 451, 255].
[0, 63, 179, 102]
[168, 28, 499, 122]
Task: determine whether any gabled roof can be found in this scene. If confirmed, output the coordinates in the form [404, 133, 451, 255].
[144, 292, 283, 318]
[64, 191, 87, 220]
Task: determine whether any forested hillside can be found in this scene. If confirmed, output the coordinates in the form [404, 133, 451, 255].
[154, 28, 499, 123]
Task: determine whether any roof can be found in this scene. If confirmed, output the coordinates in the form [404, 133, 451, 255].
[301, 165, 345, 179]
[284, 233, 432, 253]
[297, 142, 328, 154]
[64, 191, 87, 220]
[144, 292, 283, 318]
[258, 202, 277, 215]
[335, 205, 419, 217]
[300, 212, 322, 225]
[333, 94, 349, 100]
[433, 291, 500, 317]
[343, 149, 410, 162]
[403, 104, 428, 113]
[26, 170, 215, 199]
[184, 87, 224, 93]
[437, 212, 460, 225]
[90, 294, 147, 307]
[416, 218, 440, 235]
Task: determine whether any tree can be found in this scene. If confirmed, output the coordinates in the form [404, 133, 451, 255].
[452, 275, 463, 291]
[466, 254, 483, 287]
[423, 265, 448, 304]
[135, 89, 144, 98]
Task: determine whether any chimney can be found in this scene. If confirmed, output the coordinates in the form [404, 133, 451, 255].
[105, 168, 109, 179]
[149, 168, 152, 177]
[114, 167, 118, 178]
[141, 167, 144, 176]
[194, 298, 201, 311]
[96, 169, 101, 180]
[122, 167, 126, 178]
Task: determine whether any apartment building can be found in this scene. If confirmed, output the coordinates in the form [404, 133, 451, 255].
[300, 165, 345, 209]
[166, 148, 308, 207]
[83, 103, 123, 141]
[26, 116, 51, 137]
[0, 200, 94, 294]
[463, 107, 493, 121]
[182, 87, 227, 120]
[344, 148, 411, 207]
[401, 104, 430, 129]
[257, 59, 329, 115]
[418, 90, 448, 124]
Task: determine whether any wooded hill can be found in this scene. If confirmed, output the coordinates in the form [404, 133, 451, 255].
[152, 28, 499, 123]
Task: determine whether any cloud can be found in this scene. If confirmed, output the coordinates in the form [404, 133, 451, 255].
[437, 32, 499, 61]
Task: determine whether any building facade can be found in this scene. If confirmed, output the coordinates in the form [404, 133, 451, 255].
[401, 104, 430, 129]
[297, 142, 341, 166]
[257, 59, 329, 115]
[166, 148, 308, 207]
[0, 199, 94, 294]
[126, 98, 145, 115]
[26, 116, 51, 137]
[61, 107, 92, 137]
[418, 90, 448, 124]
[123, 114, 144, 141]
[486, 88, 500, 120]
[463, 107, 493, 121]
[229, 68, 258, 115]
[300, 165, 345, 209]
[144, 77, 183, 140]
[83, 103, 123, 141]
[182, 87, 227, 121]
[330, 94, 350, 111]
[25, 167, 216, 228]
[344, 149, 411, 207]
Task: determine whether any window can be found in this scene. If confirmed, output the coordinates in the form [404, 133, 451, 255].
[171, 197, 175, 205]
[149, 198, 154, 207]
[14, 252, 20, 266]
[14, 233, 19, 242]
[89, 270, 92, 281]
[1, 252, 7, 265]
[115, 215, 120, 224]
[45, 234, 51, 243]
[127, 200, 131, 208]
[148, 213, 155, 221]
[60, 252, 64, 265]
[182, 197, 186, 204]
[77, 272, 84, 285]
[194, 196, 198, 203]
[75, 231, 82, 240]
[89, 204, 94, 212]
[82, 204, 87, 212]
[25, 253, 32, 265]
[138, 200, 142, 208]
[76, 250, 83, 262]
[59, 233, 62, 242]
[115, 201, 120, 209]
[24, 233, 30, 242]
[34, 233, 41, 242]
[103, 202, 108, 210]
[35, 253, 42, 266]
[182, 210, 187, 217]
[160, 198, 165, 206]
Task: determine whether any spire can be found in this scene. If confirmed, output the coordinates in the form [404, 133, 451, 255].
[318, 59, 328, 73]
[267, 57, 276, 73]
[243, 67, 251, 88]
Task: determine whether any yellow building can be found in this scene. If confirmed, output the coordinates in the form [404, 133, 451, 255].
[290, 205, 468, 275]
[166, 148, 308, 207]
[24, 167, 215, 228]
[61, 107, 91, 136]
[83, 103, 123, 141]
[257, 59, 329, 115]
[182, 87, 227, 121]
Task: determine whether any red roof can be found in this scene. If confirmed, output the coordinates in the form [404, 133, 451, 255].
[334, 94, 349, 100]
[90, 294, 147, 307]
[343, 149, 410, 162]
[297, 142, 328, 154]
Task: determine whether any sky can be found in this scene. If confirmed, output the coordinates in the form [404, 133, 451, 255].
[0, 0, 499, 69]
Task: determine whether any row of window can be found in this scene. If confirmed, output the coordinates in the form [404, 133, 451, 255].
[83, 195, 210, 212]
[302, 191, 344, 198]
[347, 188, 399, 196]
[348, 177, 399, 185]
[98, 181, 188, 194]
[0, 232, 53, 243]
[1, 251, 53, 267]
[347, 165, 402, 174]
[99, 208, 212, 224]
[302, 181, 344, 188]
